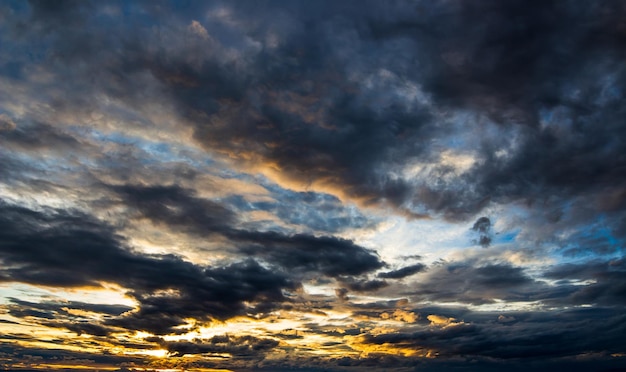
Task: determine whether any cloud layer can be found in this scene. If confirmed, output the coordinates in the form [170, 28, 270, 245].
[0, 1, 625, 371]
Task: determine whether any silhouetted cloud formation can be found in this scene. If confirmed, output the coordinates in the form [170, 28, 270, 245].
[378, 263, 426, 279]
[408, 262, 535, 305]
[113, 184, 236, 234]
[472, 217, 492, 247]
[152, 334, 279, 357]
[0, 201, 295, 333]
[0, 0, 625, 370]
[360, 308, 626, 363]
[113, 183, 385, 278]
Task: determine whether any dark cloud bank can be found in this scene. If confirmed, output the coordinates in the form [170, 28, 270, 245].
[0, 0, 625, 371]
[4, 0, 625, 219]
[0, 197, 387, 334]
[1, 197, 625, 370]
[0, 200, 291, 334]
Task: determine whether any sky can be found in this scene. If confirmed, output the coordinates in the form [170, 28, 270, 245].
[0, 1, 625, 371]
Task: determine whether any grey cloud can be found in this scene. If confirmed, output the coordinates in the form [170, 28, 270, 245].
[471, 216, 492, 247]
[0, 114, 16, 131]
[41, 320, 119, 337]
[0, 200, 295, 334]
[160, 0, 626, 222]
[543, 258, 626, 306]
[339, 277, 388, 293]
[152, 334, 279, 357]
[112, 184, 236, 235]
[0, 342, 146, 368]
[400, 257, 626, 309]
[360, 308, 626, 363]
[377, 263, 426, 279]
[7, 298, 132, 317]
[407, 262, 535, 305]
[235, 231, 384, 278]
[0, 1, 625, 369]
[0, 121, 83, 153]
[112, 183, 385, 278]
[3, 0, 625, 228]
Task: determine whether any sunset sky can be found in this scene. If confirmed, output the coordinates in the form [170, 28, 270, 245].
[1, 1, 625, 371]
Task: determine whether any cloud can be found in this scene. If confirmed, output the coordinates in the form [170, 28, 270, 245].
[112, 184, 236, 235]
[0, 200, 295, 334]
[471, 217, 492, 247]
[41, 320, 119, 337]
[6, 297, 132, 318]
[407, 262, 535, 305]
[0, 342, 145, 369]
[1, 1, 625, 370]
[377, 263, 426, 279]
[153, 334, 279, 357]
[112, 183, 385, 278]
[380, 309, 418, 323]
[235, 231, 384, 278]
[427, 314, 461, 327]
[0, 195, 384, 336]
[0, 113, 15, 131]
[188, 20, 210, 40]
[3, 0, 625, 231]
[359, 308, 626, 362]
[340, 277, 388, 293]
[136, 0, 626, 225]
[0, 121, 83, 153]
[543, 258, 626, 306]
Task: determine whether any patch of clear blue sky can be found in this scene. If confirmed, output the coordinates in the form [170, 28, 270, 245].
[495, 230, 519, 245]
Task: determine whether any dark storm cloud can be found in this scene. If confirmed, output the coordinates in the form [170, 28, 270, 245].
[471, 217, 492, 248]
[112, 184, 236, 234]
[7, 298, 133, 317]
[543, 258, 626, 306]
[0, 121, 85, 161]
[4, 298, 132, 336]
[108, 259, 295, 335]
[152, 334, 279, 357]
[407, 0, 626, 219]
[113, 184, 384, 278]
[407, 262, 535, 305]
[147, 0, 626, 221]
[377, 263, 426, 279]
[472, 217, 490, 233]
[1, 1, 626, 369]
[370, 1, 626, 115]
[174, 51, 432, 214]
[41, 320, 119, 337]
[0, 121, 78, 149]
[339, 277, 388, 292]
[2, 0, 625, 227]
[2, 0, 430, 215]
[0, 342, 146, 368]
[397, 257, 626, 309]
[235, 231, 384, 278]
[0, 200, 295, 334]
[0, 194, 383, 334]
[359, 308, 626, 363]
